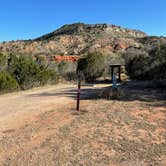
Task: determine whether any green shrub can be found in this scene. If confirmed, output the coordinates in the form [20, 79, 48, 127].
[8, 55, 58, 90]
[64, 72, 77, 81]
[58, 61, 68, 75]
[77, 52, 105, 82]
[124, 43, 166, 80]
[36, 66, 58, 85]
[0, 71, 19, 93]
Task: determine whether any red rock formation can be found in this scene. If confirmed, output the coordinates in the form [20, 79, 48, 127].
[114, 40, 129, 51]
[53, 55, 79, 62]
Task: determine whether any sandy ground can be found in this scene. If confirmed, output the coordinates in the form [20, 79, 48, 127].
[0, 83, 110, 132]
[0, 83, 165, 166]
[0, 84, 75, 132]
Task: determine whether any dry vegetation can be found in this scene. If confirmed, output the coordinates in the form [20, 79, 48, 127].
[0, 83, 165, 166]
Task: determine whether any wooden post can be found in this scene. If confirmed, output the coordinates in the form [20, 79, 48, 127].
[76, 77, 81, 111]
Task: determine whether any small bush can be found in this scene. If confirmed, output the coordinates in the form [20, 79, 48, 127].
[77, 52, 105, 82]
[36, 66, 58, 85]
[64, 72, 77, 81]
[58, 61, 68, 76]
[0, 71, 19, 93]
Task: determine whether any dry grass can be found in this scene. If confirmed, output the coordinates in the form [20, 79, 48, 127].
[0, 84, 166, 166]
[50, 99, 166, 166]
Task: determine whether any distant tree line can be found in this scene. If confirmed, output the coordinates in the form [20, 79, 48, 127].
[0, 38, 165, 94]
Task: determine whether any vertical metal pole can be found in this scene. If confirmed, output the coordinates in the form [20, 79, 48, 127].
[76, 77, 81, 111]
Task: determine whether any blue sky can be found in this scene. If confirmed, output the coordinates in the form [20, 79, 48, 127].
[0, 0, 165, 41]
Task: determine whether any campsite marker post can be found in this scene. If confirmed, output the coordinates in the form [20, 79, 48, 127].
[76, 77, 81, 111]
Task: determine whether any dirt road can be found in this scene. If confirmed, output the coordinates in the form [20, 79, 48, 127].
[0, 83, 109, 133]
[0, 84, 75, 132]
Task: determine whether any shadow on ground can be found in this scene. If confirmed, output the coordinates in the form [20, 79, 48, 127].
[28, 86, 106, 100]
[28, 81, 166, 108]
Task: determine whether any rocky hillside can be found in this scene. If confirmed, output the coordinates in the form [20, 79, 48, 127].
[0, 23, 148, 56]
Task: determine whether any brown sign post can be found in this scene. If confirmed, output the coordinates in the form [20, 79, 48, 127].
[76, 77, 81, 111]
